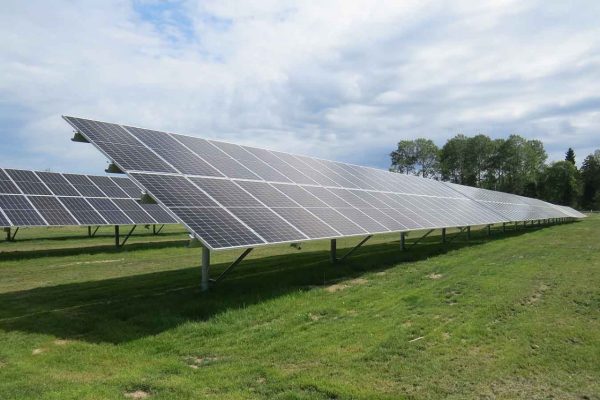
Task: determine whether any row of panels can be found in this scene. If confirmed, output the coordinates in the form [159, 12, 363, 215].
[0, 194, 176, 227]
[130, 173, 512, 248]
[0, 168, 177, 228]
[0, 168, 142, 199]
[64, 116, 584, 250]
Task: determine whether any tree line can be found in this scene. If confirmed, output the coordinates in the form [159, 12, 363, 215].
[390, 134, 600, 209]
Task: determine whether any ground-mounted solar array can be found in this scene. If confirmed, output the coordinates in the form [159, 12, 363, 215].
[0, 168, 178, 228]
[63, 116, 585, 251]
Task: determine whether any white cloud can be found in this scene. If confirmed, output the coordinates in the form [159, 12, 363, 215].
[0, 0, 599, 173]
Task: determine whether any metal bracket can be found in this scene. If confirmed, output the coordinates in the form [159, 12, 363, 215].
[333, 235, 373, 263]
[446, 226, 468, 244]
[115, 225, 137, 248]
[209, 248, 254, 284]
[152, 224, 165, 235]
[407, 229, 435, 249]
[87, 226, 100, 238]
[71, 131, 89, 143]
[4, 227, 19, 242]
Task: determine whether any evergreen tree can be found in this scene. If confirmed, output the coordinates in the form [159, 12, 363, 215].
[565, 147, 576, 165]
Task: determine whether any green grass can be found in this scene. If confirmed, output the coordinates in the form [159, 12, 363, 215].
[0, 218, 598, 399]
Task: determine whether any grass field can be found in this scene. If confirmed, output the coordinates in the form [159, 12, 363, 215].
[0, 217, 598, 399]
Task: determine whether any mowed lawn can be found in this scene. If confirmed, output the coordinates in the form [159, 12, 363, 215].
[0, 217, 598, 399]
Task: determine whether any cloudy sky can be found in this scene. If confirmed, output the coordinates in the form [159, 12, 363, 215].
[1, 0, 599, 174]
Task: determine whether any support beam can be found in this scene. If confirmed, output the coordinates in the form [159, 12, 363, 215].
[336, 235, 373, 263]
[210, 248, 254, 284]
[447, 226, 468, 244]
[400, 232, 406, 251]
[408, 229, 435, 249]
[441, 228, 447, 243]
[201, 246, 210, 292]
[487, 224, 492, 236]
[114, 225, 120, 247]
[330, 239, 337, 263]
[502, 222, 506, 233]
[467, 226, 471, 240]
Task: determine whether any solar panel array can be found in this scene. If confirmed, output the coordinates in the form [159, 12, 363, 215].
[0, 168, 177, 228]
[64, 116, 585, 250]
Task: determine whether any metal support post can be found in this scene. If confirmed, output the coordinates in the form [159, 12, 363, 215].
[88, 226, 92, 237]
[5, 228, 10, 242]
[441, 228, 446, 243]
[400, 232, 406, 251]
[114, 225, 120, 247]
[4, 227, 18, 242]
[408, 229, 435, 249]
[467, 226, 471, 241]
[515, 221, 518, 230]
[201, 246, 210, 292]
[487, 225, 492, 236]
[330, 239, 337, 263]
[538, 220, 541, 227]
[152, 224, 156, 235]
[502, 223, 506, 233]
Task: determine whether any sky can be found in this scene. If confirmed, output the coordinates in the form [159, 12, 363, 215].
[1, 0, 599, 175]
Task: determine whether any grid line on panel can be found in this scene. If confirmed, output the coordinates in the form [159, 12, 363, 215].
[305, 207, 366, 236]
[141, 203, 177, 224]
[130, 173, 219, 207]
[271, 184, 329, 207]
[270, 151, 340, 187]
[334, 208, 389, 233]
[0, 208, 10, 227]
[270, 207, 341, 239]
[234, 181, 299, 208]
[242, 146, 318, 185]
[188, 178, 263, 208]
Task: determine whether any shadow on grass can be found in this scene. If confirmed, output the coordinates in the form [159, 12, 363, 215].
[0, 239, 190, 261]
[0, 226, 548, 344]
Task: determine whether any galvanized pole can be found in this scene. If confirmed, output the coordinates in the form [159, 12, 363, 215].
[441, 228, 446, 243]
[467, 226, 471, 241]
[114, 225, 120, 247]
[201, 246, 210, 292]
[487, 225, 492, 236]
[400, 232, 406, 251]
[502, 222, 506, 233]
[330, 239, 337, 263]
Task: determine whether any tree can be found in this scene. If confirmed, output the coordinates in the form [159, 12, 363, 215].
[580, 154, 600, 209]
[439, 134, 469, 184]
[539, 161, 580, 206]
[466, 134, 495, 187]
[496, 135, 547, 196]
[413, 138, 440, 178]
[565, 147, 576, 165]
[390, 139, 440, 178]
[390, 140, 416, 174]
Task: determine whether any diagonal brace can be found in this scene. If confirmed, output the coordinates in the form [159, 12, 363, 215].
[118, 225, 137, 247]
[408, 229, 435, 249]
[210, 248, 253, 283]
[336, 235, 373, 263]
[446, 226, 468, 244]
[5, 227, 19, 242]
[153, 224, 165, 235]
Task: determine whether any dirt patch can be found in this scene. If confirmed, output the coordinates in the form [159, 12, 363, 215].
[124, 390, 150, 399]
[54, 339, 70, 346]
[32, 348, 45, 355]
[442, 332, 450, 340]
[522, 283, 549, 306]
[428, 273, 443, 280]
[375, 271, 386, 276]
[325, 278, 368, 293]
[187, 356, 219, 369]
[64, 259, 124, 267]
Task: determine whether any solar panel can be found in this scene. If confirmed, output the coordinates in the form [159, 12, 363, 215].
[63, 174, 106, 197]
[111, 177, 143, 199]
[27, 196, 79, 226]
[0, 168, 179, 229]
[0, 169, 21, 194]
[5, 169, 52, 195]
[58, 197, 107, 225]
[86, 198, 133, 225]
[36, 171, 81, 196]
[87, 176, 129, 198]
[0, 195, 46, 226]
[63, 116, 584, 250]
